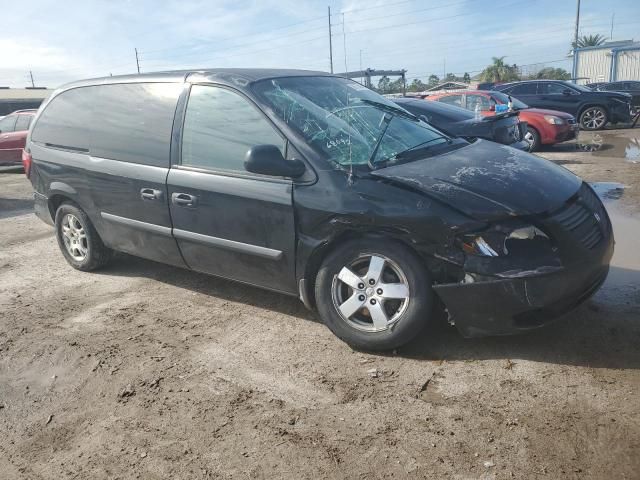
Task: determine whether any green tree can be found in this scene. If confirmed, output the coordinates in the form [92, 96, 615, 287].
[390, 77, 405, 93]
[408, 79, 427, 92]
[480, 56, 520, 82]
[377, 75, 391, 93]
[462, 72, 471, 83]
[532, 67, 571, 80]
[444, 73, 458, 82]
[572, 33, 606, 49]
[427, 74, 439, 87]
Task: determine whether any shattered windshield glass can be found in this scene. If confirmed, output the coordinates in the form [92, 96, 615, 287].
[252, 76, 449, 168]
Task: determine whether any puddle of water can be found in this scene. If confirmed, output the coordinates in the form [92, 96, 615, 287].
[590, 182, 640, 289]
[571, 133, 640, 163]
[589, 182, 626, 200]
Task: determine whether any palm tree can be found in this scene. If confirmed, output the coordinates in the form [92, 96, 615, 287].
[572, 34, 606, 49]
[480, 57, 520, 83]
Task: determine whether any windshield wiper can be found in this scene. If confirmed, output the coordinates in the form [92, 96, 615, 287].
[390, 136, 452, 161]
[358, 99, 419, 121]
[367, 114, 393, 169]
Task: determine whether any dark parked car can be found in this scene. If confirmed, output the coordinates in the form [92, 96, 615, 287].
[393, 97, 529, 150]
[0, 109, 37, 166]
[587, 81, 640, 109]
[25, 70, 614, 350]
[493, 80, 633, 130]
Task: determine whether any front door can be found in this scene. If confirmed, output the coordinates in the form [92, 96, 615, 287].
[167, 84, 297, 294]
[536, 82, 579, 115]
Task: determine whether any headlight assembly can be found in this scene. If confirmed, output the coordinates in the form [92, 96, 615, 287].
[544, 115, 565, 125]
[460, 224, 550, 257]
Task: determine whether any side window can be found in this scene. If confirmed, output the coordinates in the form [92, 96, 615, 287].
[0, 115, 17, 133]
[509, 83, 537, 95]
[15, 115, 33, 131]
[438, 95, 463, 107]
[31, 87, 93, 150]
[540, 83, 568, 95]
[91, 83, 182, 166]
[32, 83, 181, 165]
[181, 85, 284, 173]
[466, 94, 491, 111]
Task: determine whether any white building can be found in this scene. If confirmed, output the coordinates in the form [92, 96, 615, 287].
[572, 40, 640, 85]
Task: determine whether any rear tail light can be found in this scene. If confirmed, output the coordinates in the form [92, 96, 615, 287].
[22, 149, 32, 178]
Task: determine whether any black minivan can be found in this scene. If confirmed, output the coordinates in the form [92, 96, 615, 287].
[25, 69, 614, 350]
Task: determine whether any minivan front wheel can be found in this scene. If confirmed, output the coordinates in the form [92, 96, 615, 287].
[55, 202, 113, 271]
[580, 106, 608, 130]
[315, 238, 433, 351]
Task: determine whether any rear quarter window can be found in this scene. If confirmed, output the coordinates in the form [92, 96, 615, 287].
[31, 87, 93, 150]
[31, 82, 182, 166]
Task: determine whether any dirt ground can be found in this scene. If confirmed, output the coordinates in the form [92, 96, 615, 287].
[1, 127, 639, 479]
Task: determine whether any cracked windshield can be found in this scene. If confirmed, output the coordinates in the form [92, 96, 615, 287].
[254, 76, 449, 167]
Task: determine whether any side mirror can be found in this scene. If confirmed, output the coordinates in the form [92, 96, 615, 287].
[562, 89, 572, 96]
[244, 144, 305, 178]
[489, 104, 496, 112]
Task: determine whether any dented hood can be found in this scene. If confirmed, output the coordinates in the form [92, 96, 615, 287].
[371, 140, 581, 220]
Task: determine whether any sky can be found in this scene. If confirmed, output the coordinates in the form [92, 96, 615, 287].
[1, 0, 639, 88]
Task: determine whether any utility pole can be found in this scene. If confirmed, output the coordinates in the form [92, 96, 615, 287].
[359, 49, 363, 83]
[327, 7, 334, 74]
[135, 48, 140, 74]
[342, 13, 348, 73]
[29, 70, 35, 88]
[573, 0, 581, 51]
[610, 12, 615, 40]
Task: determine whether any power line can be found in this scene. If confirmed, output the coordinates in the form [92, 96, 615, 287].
[334, 0, 531, 36]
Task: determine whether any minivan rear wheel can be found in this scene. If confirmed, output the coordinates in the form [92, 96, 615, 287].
[55, 202, 113, 271]
[315, 238, 433, 351]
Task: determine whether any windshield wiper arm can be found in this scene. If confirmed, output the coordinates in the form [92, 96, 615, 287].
[392, 136, 451, 160]
[358, 99, 419, 121]
[367, 114, 393, 169]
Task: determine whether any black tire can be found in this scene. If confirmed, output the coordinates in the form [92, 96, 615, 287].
[525, 126, 541, 151]
[579, 106, 608, 131]
[54, 202, 113, 271]
[315, 237, 433, 351]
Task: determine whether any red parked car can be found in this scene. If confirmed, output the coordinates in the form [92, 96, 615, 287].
[425, 90, 578, 151]
[0, 109, 37, 166]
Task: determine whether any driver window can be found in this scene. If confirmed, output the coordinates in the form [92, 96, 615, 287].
[182, 85, 285, 172]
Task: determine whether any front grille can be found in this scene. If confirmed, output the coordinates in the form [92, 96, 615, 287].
[547, 183, 609, 250]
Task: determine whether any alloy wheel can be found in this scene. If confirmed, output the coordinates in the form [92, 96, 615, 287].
[61, 213, 88, 261]
[581, 108, 606, 130]
[331, 254, 410, 332]
[524, 131, 535, 149]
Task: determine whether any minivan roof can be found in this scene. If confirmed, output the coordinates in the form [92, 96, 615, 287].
[57, 68, 332, 91]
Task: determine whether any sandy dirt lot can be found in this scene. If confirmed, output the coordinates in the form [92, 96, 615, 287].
[1, 128, 639, 479]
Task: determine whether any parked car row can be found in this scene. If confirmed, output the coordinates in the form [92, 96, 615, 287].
[423, 89, 578, 151]
[480, 80, 634, 130]
[22, 69, 614, 351]
[393, 97, 530, 150]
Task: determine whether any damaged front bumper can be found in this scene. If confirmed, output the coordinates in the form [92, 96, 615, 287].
[433, 233, 613, 338]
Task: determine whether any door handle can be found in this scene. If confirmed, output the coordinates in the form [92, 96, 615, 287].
[140, 188, 162, 201]
[171, 192, 198, 207]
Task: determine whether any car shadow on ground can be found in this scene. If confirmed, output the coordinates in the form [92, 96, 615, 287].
[98, 255, 640, 370]
[98, 253, 318, 322]
[0, 198, 34, 219]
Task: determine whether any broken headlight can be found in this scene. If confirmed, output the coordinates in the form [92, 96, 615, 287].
[460, 224, 550, 257]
